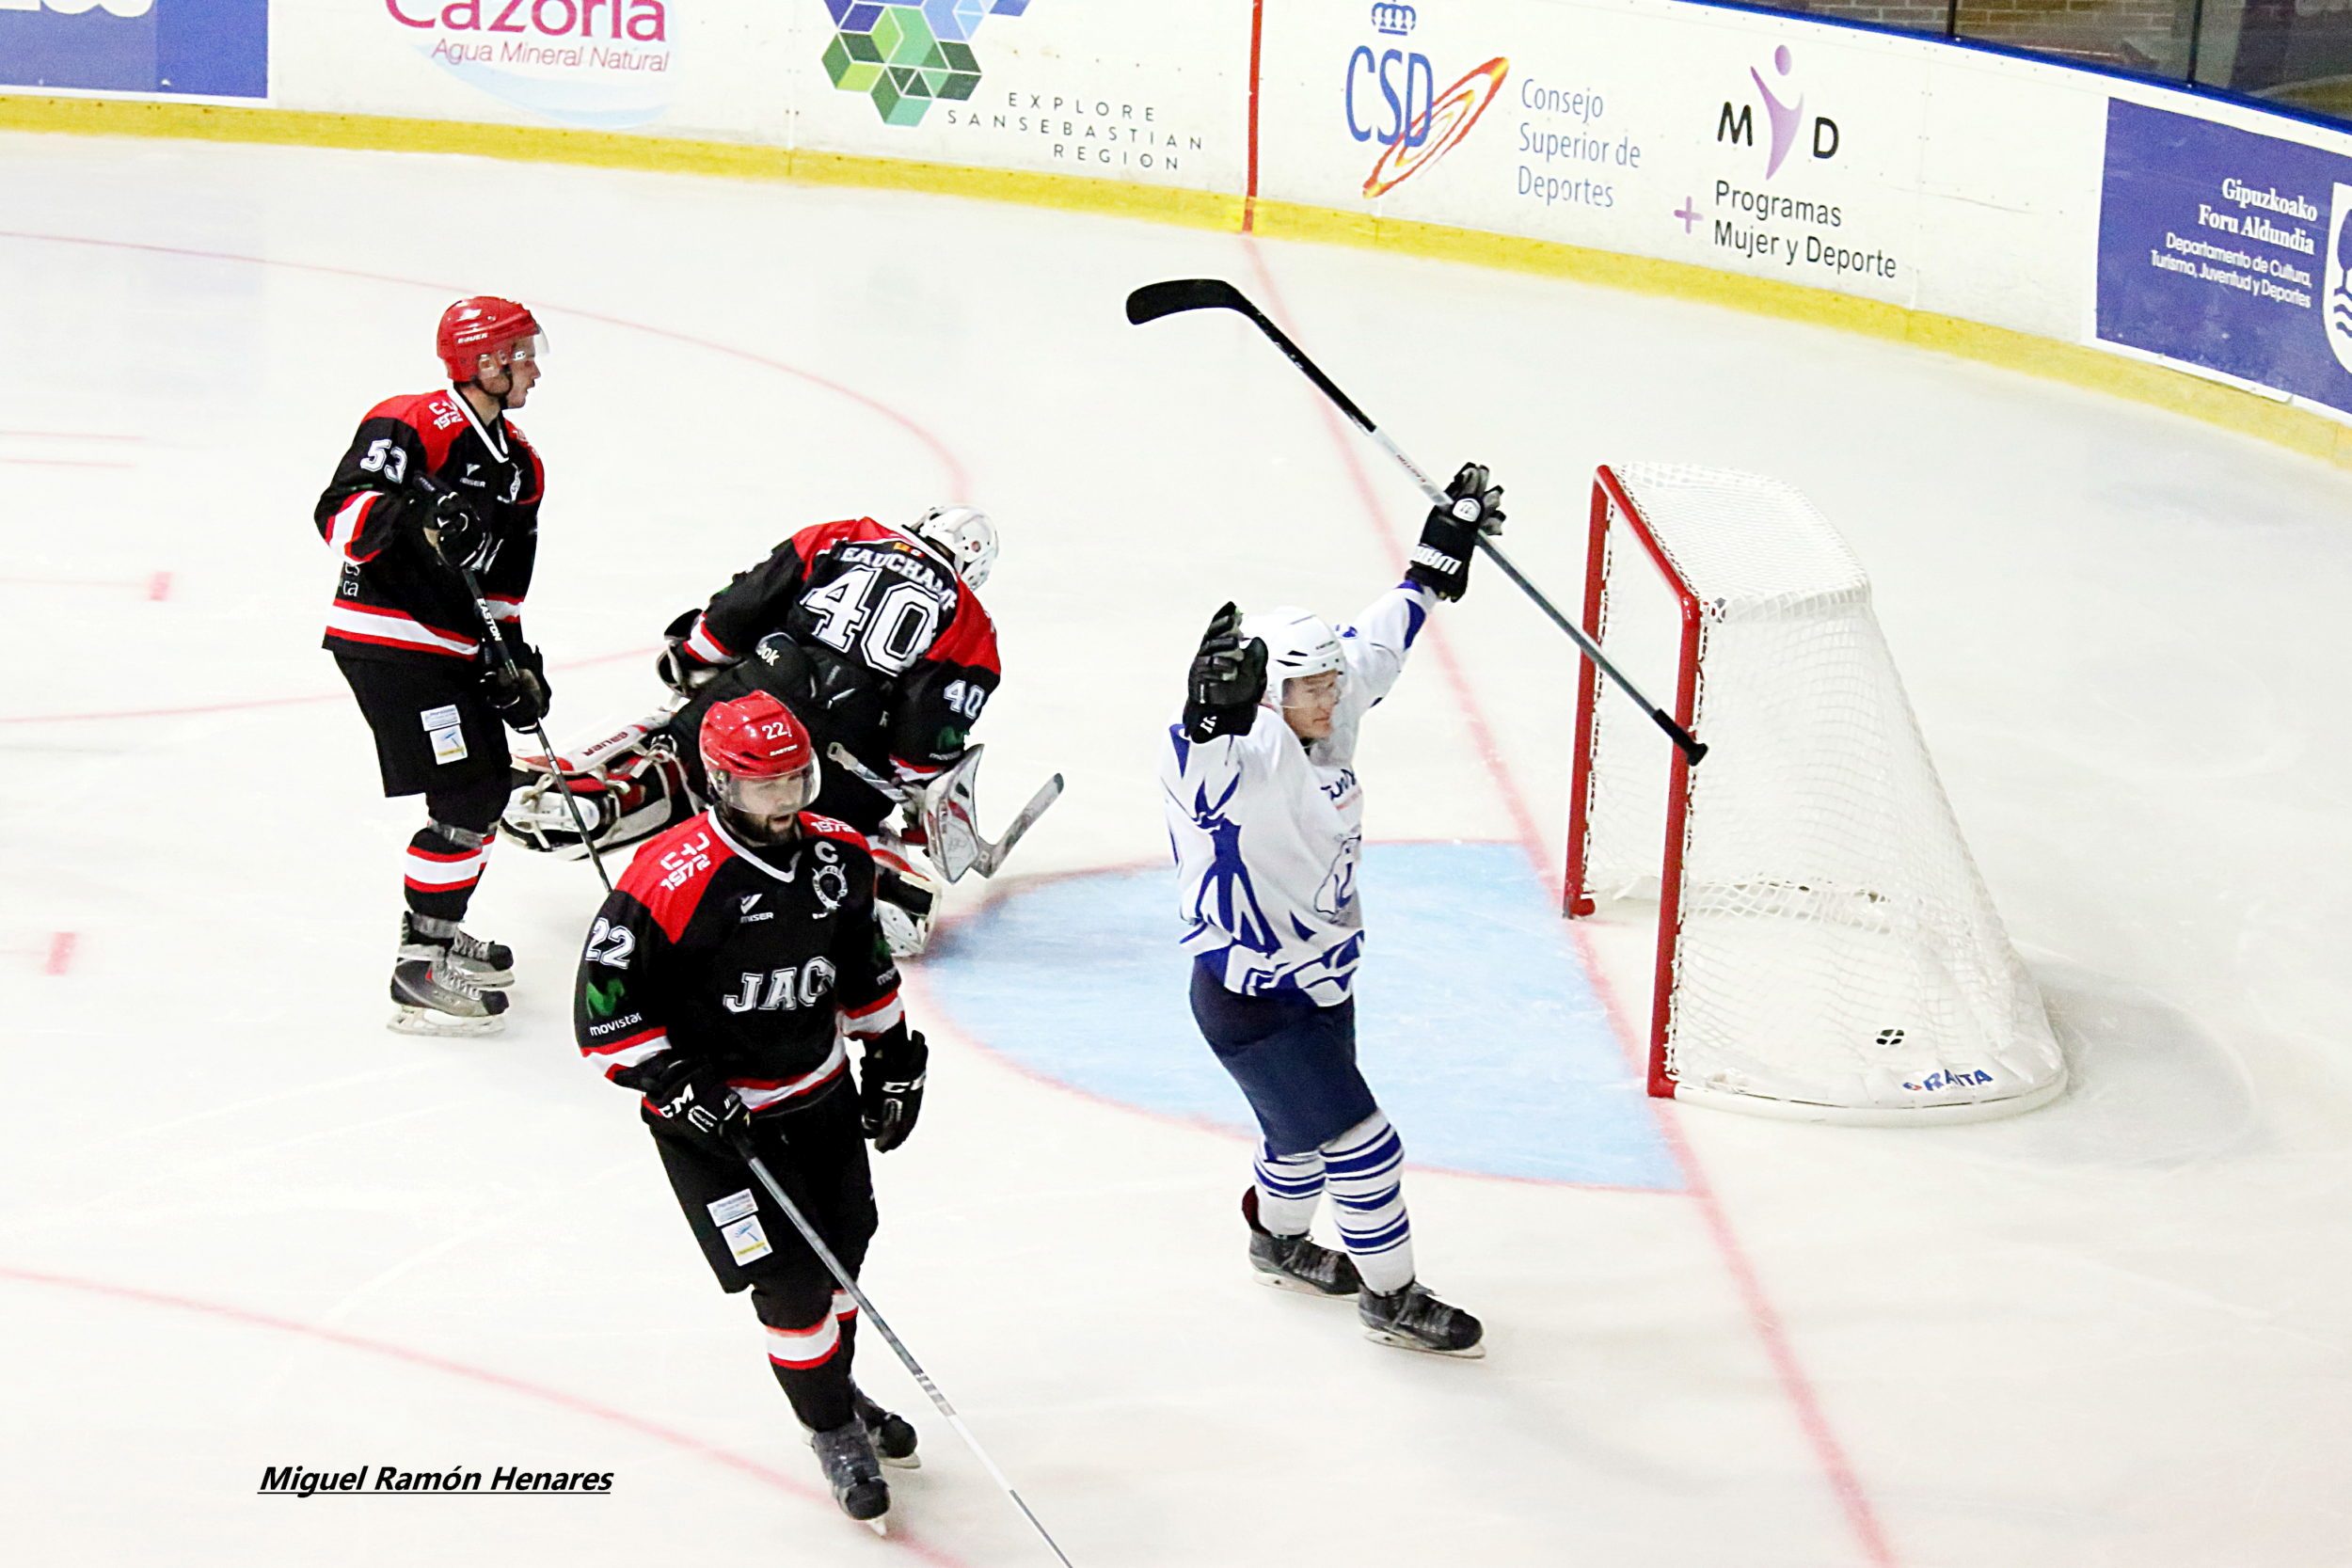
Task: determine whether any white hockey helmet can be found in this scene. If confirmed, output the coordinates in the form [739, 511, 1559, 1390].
[911, 503, 997, 590]
[1240, 605, 1343, 709]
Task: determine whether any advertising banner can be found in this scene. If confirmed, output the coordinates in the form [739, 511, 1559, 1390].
[369, 0, 679, 128]
[267, 1, 1247, 189]
[2097, 96, 2352, 417]
[787, 0, 1248, 195]
[1256, 0, 1954, 309]
[0, 0, 267, 100]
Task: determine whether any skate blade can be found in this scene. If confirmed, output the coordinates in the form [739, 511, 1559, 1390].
[1363, 1326, 1487, 1359]
[1252, 1271, 1355, 1299]
[387, 1006, 506, 1037]
[865, 1518, 889, 1537]
[879, 1451, 921, 1470]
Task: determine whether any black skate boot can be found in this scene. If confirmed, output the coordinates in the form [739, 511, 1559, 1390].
[1359, 1280, 1485, 1358]
[854, 1386, 920, 1468]
[408, 911, 515, 987]
[389, 917, 509, 1037]
[1242, 1187, 1360, 1297]
[808, 1418, 891, 1531]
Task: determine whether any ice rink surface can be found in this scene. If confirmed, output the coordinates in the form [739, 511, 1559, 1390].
[4, 131, 2349, 1567]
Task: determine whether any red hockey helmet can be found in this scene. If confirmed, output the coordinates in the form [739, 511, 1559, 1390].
[700, 692, 819, 839]
[437, 296, 545, 382]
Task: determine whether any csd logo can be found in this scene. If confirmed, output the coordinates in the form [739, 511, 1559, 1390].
[0, 0, 155, 13]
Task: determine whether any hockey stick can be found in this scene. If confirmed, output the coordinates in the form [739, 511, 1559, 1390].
[822, 742, 1064, 880]
[419, 485, 614, 891]
[971, 772, 1064, 878]
[736, 1145, 1080, 1566]
[1125, 277, 1708, 765]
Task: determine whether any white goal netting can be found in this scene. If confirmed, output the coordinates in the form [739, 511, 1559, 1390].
[1570, 465, 2065, 1122]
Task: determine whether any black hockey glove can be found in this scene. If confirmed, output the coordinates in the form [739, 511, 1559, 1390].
[1183, 602, 1266, 743]
[655, 609, 721, 695]
[859, 1026, 928, 1154]
[482, 652, 548, 731]
[416, 483, 486, 564]
[1405, 463, 1506, 602]
[643, 1057, 753, 1160]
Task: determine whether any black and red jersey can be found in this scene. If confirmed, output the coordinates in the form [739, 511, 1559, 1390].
[675, 516, 1000, 785]
[314, 388, 545, 665]
[574, 809, 904, 1118]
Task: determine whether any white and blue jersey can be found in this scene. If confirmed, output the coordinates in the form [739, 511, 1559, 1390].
[1158, 580, 1434, 1006]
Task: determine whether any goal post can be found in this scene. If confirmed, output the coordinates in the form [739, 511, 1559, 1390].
[1565, 464, 2065, 1124]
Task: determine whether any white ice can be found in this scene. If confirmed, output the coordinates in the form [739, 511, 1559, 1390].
[2, 132, 2347, 1568]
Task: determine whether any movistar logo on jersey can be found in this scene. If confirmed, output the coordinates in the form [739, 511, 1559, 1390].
[585, 977, 627, 1019]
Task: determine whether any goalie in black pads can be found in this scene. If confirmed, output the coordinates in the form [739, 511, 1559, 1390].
[574, 691, 930, 1528]
[509, 506, 1006, 955]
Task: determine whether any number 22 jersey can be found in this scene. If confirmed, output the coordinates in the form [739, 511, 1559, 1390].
[573, 809, 907, 1117]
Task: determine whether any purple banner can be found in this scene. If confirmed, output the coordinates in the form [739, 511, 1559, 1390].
[0, 0, 267, 101]
[2097, 98, 2352, 418]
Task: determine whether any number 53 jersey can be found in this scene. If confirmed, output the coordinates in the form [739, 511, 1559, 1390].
[673, 516, 1002, 789]
[573, 809, 907, 1116]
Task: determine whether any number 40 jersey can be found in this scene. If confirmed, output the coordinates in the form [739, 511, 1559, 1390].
[675, 516, 1002, 790]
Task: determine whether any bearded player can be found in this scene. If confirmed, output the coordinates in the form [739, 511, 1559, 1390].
[574, 692, 930, 1528]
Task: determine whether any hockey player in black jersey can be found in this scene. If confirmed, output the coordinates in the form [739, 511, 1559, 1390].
[507, 505, 1006, 955]
[317, 295, 553, 1035]
[575, 691, 930, 1528]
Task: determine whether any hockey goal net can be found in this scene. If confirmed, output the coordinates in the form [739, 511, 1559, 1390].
[1565, 464, 2064, 1122]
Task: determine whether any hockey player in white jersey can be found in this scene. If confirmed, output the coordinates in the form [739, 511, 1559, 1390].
[1158, 462, 1505, 1357]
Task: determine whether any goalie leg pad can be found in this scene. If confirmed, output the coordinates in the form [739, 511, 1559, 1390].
[870, 832, 942, 958]
[503, 745, 690, 857]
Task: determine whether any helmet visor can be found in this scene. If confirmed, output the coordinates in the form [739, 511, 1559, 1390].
[475, 330, 548, 376]
[710, 757, 818, 821]
[1279, 670, 1344, 710]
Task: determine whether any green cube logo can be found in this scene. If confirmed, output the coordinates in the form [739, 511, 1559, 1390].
[818, 0, 1032, 126]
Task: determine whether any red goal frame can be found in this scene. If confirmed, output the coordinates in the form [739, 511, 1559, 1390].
[1564, 465, 1703, 1101]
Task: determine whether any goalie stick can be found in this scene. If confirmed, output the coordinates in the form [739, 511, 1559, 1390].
[823, 742, 1064, 881]
[1125, 277, 1707, 766]
[732, 1141, 1079, 1565]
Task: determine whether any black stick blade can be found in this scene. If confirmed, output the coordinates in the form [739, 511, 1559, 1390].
[1126, 277, 1249, 325]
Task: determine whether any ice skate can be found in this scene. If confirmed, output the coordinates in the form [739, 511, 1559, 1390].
[406, 913, 516, 987]
[854, 1385, 920, 1468]
[389, 919, 509, 1037]
[809, 1418, 891, 1530]
[445, 927, 515, 986]
[1359, 1280, 1484, 1357]
[1241, 1187, 1359, 1297]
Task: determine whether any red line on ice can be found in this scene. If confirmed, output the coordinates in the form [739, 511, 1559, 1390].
[45, 932, 76, 975]
[0, 230, 968, 497]
[0, 647, 653, 725]
[0, 456, 135, 468]
[0, 1266, 973, 1564]
[1238, 243, 1900, 1568]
